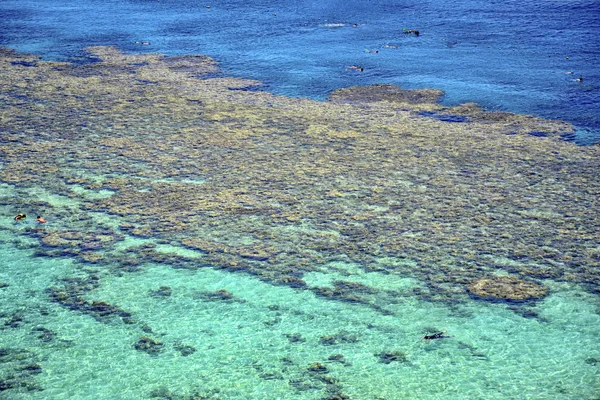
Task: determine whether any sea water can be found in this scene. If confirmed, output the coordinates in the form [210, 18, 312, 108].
[1, 1, 600, 399]
[0, 0, 598, 143]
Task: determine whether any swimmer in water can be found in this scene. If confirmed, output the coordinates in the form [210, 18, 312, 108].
[346, 65, 364, 72]
[14, 214, 26, 222]
[36, 216, 47, 223]
[420, 330, 452, 341]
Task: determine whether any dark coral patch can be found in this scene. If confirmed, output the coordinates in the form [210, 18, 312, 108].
[134, 337, 164, 355]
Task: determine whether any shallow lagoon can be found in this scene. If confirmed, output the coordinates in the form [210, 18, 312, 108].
[0, 47, 599, 399]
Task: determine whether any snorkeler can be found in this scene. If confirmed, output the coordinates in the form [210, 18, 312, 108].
[420, 330, 452, 341]
[346, 65, 364, 72]
[14, 214, 26, 221]
[36, 216, 47, 223]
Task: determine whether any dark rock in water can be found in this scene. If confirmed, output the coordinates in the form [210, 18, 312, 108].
[149, 386, 173, 398]
[307, 362, 328, 373]
[585, 357, 600, 365]
[88, 301, 132, 320]
[328, 354, 345, 362]
[319, 331, 359, 346]
[467, 276, 549, 302]
[284, 333, 306, 343]
[0, 282, 9, 289]
[195, 289, 235, 301]
[18, 364, 42, 375]
[134, 336, 164, 355]
[375, 350, 407, 364]
[328, 84, 443, 104]
[0, 379, 16, 391]
[32, 327, 56, 343]
[417, 111, 468, 123]
[4, 313, 25, 328]
[149, 286, 172, 297]
[174, 344, 196, 356]
[320, 335, 338, 346]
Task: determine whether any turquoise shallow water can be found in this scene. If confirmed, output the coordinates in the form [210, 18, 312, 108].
[1, 183, 599, 399]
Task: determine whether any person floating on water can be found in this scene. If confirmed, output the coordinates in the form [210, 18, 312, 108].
[14, 214, 26, 222]
[36, 216, 47, 224]
[403, 28, 420, 36]
[420, 330, 452, 341]
[346, 65, 364, 72]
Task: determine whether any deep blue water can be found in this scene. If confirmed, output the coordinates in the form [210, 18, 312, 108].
[1, 0, 599, 144]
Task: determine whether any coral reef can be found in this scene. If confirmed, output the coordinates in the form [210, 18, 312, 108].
[467, 276, 549, 301]
[149, 286, 173, 297]
[375, 351, 407, 364]
[134, 337, 164, 355]
[0, 45, 598, 313]
[0, 348, 43, 393]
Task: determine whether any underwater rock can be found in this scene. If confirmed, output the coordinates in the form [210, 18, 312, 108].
[47, 276, 133, 323]
[174, 343, 196, 357]
[585, 357, 600, 365]
[195, 289, 235, 301]
[320, 336, 338, 346]
[18, 364, 42, 375]
[4, 313, 25, 328]
[319, 331, 359, 345]
[467, 276, 549, 301]
[88, 301, 132, 319]
[134, 336, 164, 355]
[149, 386, 173, 399]
[275, 275, 307, 288]
[0, 282, 8, 289]
[375, 351, 407, 364]
[31, 327, 56, 343]
[307, 363, 328, 373]
[328, 354, 345, 362]
[149, 286, 172, 297]
[327, 353, 352, 366]
[284, 333, 306, 343]
[0, 348, 42, 393]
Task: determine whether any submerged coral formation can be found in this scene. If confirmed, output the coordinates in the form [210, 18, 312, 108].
[467, 276, 549, 301]
[0, 45, 599, 315]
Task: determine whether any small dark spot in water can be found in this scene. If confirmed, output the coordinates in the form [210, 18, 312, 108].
[284, 333, 306, 343]
[149, 286, 172, 297]
[11, 61, 36, 67]
[136, 79, 158, 85]
[260, 372, 283, 380]
[32, 327, 56, 343]
[174, 344, 196, 356]
[134, 336, 164, 355]
[560, 132, 577, 141]
[418, 111, 468, 122]
[18, 364, 42, 375]
[528, 131, 549, 137]
[307, 362, 328, 373]
[375, 350, 407, 364]
[280, 357, 294, 365]
[585, 357, 600, 365]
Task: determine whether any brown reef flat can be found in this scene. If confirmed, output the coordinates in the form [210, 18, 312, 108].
[1, 46, 599, 306]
